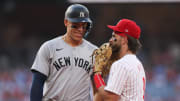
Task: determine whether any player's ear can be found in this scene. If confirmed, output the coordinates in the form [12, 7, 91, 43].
[64, 19, 68, 27]
[121, 36, 128, 45]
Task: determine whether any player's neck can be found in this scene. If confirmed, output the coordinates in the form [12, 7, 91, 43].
[119, 45, 132, 58]
[63, 34, 83, 47]
[119, 50, 133, 58]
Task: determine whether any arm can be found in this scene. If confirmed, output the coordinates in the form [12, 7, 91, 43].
[93, 73, 119, 101]
[92, 43, 120, 100]
[30, 71, 47, 101]
[94, 90, 103, 101]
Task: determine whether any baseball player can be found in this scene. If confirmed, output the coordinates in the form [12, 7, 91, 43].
[93, 19, 146, 101]
[30, 4, 97, 101]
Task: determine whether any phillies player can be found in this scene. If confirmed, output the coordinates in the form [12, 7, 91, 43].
[30, 4, 97, 101]
[93, 19, 146, 101]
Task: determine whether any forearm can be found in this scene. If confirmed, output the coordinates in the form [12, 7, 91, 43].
[94, 89, 104, 101]
[93, 73, 105, 101]
[93, 73, 119, 101]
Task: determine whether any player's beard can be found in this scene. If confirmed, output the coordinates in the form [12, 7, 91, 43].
[109, 43, 121, 62]
[111, 44, 121, 54]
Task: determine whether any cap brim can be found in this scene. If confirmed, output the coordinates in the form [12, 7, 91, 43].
[107, 25, 121, 32]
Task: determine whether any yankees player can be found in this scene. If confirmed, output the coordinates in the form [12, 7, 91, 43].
[30, 4, 97, 101]
[93, 19, 146, 101]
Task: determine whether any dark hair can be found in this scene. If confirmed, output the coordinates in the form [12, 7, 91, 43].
[127, 34, 142, 54]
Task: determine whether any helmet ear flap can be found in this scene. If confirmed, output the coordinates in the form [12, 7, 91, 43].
[84, 22, 92, 38]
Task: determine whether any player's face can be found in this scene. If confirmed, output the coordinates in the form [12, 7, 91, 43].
[109, 32, 124, 53]
[65, 20, 87, 41]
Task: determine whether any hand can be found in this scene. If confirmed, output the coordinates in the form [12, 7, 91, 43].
[92, 43, 112, 75]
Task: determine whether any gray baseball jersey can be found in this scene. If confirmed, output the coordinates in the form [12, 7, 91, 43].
[31, 36, 97, 101]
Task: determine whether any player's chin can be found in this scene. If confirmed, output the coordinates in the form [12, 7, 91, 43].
[74, 34, 84, 40]
[73, 35, 83, 41]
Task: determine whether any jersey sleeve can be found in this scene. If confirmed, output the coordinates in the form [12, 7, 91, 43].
[104, 62, 129, 95]
[31, 42, 51, 76]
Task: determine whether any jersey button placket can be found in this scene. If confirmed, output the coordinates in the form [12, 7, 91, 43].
[72, 47, 76, 69]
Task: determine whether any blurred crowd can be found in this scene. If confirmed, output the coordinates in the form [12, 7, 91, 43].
[0, 68, 31, 101]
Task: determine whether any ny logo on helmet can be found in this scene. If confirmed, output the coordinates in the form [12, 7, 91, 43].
[80, 12, 85, 17]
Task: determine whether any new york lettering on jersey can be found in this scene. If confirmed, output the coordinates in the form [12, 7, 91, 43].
[53, 56, 92, 73]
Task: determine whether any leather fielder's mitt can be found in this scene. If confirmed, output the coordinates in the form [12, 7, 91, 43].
[92, 43, 113, 78]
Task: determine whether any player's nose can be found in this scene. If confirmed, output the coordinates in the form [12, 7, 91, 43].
[76, 26, 84, 31]
[109, 38, 113, 45]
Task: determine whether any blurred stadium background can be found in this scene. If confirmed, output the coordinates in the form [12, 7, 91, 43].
[0, 0, 180, 101]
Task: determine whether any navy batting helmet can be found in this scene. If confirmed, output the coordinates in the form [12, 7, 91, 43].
[65, 4, 92, 37]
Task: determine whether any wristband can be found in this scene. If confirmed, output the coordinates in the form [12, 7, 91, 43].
[93, 73, 105, 89]
[93, 71, 102, 74]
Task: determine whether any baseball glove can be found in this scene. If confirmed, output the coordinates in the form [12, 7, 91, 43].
[92, 43, 115, 78]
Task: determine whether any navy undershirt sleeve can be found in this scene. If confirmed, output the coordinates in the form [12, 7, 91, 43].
[30, 71, 47, 101]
